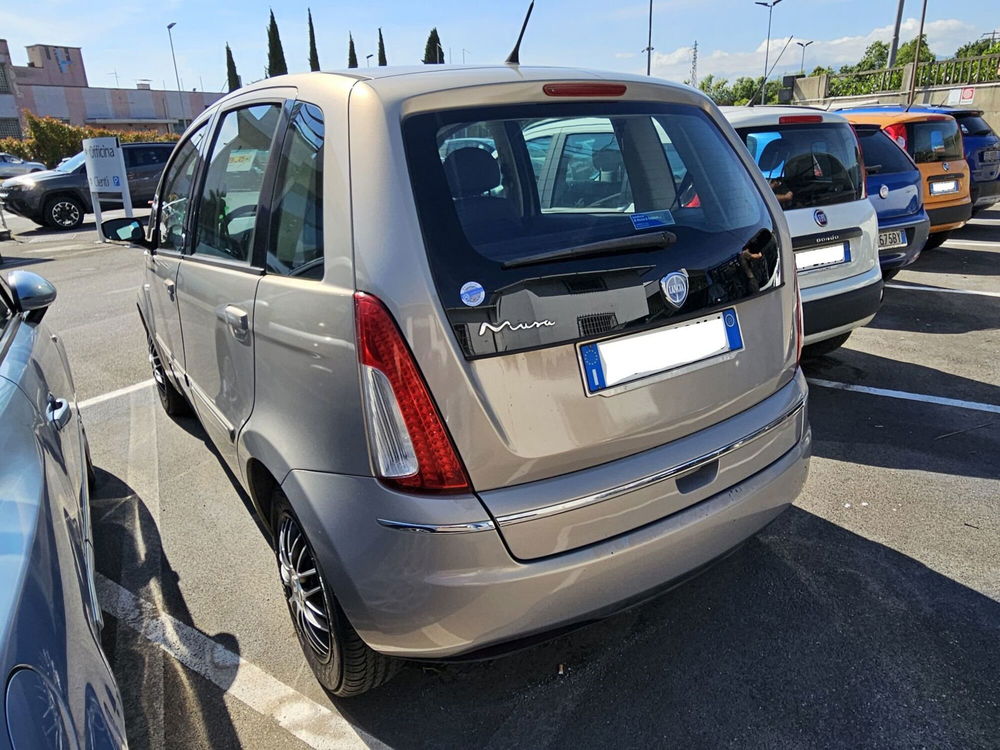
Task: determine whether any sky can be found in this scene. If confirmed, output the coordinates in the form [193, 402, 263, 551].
[0, 0, 995, 94]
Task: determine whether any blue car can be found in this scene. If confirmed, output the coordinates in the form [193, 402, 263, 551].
[0, 271, 127, 749]
[852, 124, 930, 278]
[840, 105, 1000, 215]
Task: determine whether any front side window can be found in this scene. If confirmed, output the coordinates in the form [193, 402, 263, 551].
[193, 103, 282, 264]
[155, 124, 207, 253]
[740, 122, 864, 210]
[267, 103, 325, 279]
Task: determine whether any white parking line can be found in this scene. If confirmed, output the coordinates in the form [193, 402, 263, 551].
[941, 238, 999, 247]
[78, 379, 154, 410]
[807, 378, 1000, 415]
[884, 283, 1000, 299]
[96, 574, 376, 750]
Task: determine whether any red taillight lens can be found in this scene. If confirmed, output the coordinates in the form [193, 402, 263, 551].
[354, 292, 471, 493]
[543, 83, 627, 97]
[778, 115, 823, 124]
[884, 122, 908, 152]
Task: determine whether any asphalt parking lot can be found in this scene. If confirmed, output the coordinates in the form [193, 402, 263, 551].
[1, 206, 997, 749]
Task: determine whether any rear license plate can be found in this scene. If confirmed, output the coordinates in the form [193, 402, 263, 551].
[794, 242, 850, 272]
[929, 179, 959, 195]
[579, 308, 744, 395]
[878, 229, 907, 250]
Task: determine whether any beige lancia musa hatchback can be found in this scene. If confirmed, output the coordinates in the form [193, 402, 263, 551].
[105, 66, 811, 696]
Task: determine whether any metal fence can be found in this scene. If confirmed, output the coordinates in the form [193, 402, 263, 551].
[828, 67, 904, 97]
[916, 53, 1000, 87]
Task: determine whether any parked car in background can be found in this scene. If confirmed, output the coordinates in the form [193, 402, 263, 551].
[852, 124, 930, 278]
[0, 270, 127, 748]
[0, 141, 173, 230]
[104, 67, 810, 697]
[838, 109, 972, 248]
[724, 106, 882, 356]
[0, 153, 46, 178]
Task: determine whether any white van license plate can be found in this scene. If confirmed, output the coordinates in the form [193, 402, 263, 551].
[878, 230, 907, 250]
[795, 242, 850, 272]
[579, 309, 744, 394]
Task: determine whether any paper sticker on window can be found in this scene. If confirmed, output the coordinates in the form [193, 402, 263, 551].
[630, 210, 675, 230]
[227, 149, 258, 172]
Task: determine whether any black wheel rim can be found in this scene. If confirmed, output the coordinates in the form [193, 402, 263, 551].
[50, 200, 80, 227]
[278, 515, 333, 662]
[147, 338, 168, 398]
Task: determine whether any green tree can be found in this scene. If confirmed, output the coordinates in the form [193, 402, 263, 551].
[266, 9, 288, 77]
[698, 74, 735, 105]
[308, 9, 320, 71]
[954, 39, 993, 58]
[225, 43, 241, 92]
[896, 34, 935, 65]
[378, 27, 387, 66]
[348, 33, 358, 68]
[423, 27, 444, 64]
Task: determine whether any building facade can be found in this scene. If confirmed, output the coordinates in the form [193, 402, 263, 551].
[0, 40, 224, 137]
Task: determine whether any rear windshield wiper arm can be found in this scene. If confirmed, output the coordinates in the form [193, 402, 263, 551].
[502, 231, 677, 269]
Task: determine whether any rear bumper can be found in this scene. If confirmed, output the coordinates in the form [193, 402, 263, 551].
[877, 213, 930, 271]
[971, 177, 1000, 208]
[800, 264, 883, 345]
[280, 377, 811, 659]
[927, 201, 972, 233]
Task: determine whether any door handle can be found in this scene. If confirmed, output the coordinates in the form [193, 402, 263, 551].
[47, 396, 72, 431]
[163, 278, 176, 300]
[224, 305, 250, 342]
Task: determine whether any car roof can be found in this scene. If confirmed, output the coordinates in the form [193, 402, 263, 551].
[838, 110, 957, 126]
[838, 104, 983, 117]
[719, 105, 848, 128]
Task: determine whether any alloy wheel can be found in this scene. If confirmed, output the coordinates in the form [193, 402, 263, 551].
[50, 200, 81, 228]
[278, 515, 333, 661]
[147, 338, 167, 394]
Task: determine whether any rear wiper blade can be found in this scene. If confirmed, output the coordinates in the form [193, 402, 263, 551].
[502, 231, 677, 269]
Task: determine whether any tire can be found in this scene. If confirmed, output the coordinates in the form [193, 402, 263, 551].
[923, 232, 949, 250]
[147, 335, 190, 417]
[43, 196, 84, 230]
[273, 492, 400, 697]
[882, 268, 899, 281]
[803, 331, 851, 359]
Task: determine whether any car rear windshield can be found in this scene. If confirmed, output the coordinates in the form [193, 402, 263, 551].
[855, 126, 914, 175]
[956, 114, 993, 137]
[908, 119, 963, 162]
[737, 122, 864, 210]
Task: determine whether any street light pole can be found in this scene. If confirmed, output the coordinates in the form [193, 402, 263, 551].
[462, 48, 471, 64]
[755, 0, 782, 104]
[166, 23, 184, 133]
[366, 54, 374, 68]
[906, 0, 928, 109]
[436, 43, 445, 64]
[796, 40, 813, 74]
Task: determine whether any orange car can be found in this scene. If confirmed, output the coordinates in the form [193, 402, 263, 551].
[840, 109, 972, 248]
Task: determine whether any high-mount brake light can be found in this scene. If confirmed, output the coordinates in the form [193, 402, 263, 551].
[778, 115, 823, 124]
[543, 83, 627, 97]
[354, 292, 471, 493]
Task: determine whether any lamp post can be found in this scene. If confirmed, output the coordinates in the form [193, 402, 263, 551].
[462, 48, 471, 64]
[436, 43, 445, 64]
[366, 54, 374, 68]
[643, 0, 654, 76]
[796, 40, 813, 74]
[906, 0, 928, 109]
[166, 23, 184, 133]
[754, 0, 782, 104]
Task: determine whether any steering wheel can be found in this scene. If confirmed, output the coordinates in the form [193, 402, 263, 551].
[220, 203, 258, 258]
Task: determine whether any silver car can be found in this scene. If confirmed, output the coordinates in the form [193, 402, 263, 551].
[0, 271, 127, 747]
[0, 152, 46, 178]
[105, 66, 811, 696]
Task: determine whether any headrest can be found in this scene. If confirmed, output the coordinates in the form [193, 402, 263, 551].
[592, 147, 623, 173]
[757, 139, 790, 172]
[443, 147, 502, 197]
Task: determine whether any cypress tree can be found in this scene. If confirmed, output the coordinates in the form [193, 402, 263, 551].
[266, 9, 288, 77]
[225, 44, 241, 92]
[348, 33, 358, 68]
[307, 9, 320, 71]
[378, 28, 387, 66]
[422, 28, 444, 64]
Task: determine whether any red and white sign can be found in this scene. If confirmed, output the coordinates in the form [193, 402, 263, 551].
[959, 87, 975, 105]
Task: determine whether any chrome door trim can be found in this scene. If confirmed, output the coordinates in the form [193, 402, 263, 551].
[376, 518, 496, 534]
[188, 379, 236, 441]
[495, 398, 806, 528]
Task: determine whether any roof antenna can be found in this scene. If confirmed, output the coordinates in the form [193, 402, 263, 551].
[505, 1, 535, 65]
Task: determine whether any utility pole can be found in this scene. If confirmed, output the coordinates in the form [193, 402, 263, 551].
[796, 40, 813, 74]
[644, 0, 654, 76]
[462, 48, 471, 64]
[690, 41, 698, 88]
[906, 0, 927, 109]
[888, 0, 905, 67]
[755, 0, 783, 105]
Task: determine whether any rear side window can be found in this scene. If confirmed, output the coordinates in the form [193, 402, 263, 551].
[193, 104, 282, 264]
[0, 279, 12, 332]
[156, 125, 207, 253]
[855, 127, 915, 175]
[957, 115, 992, 137]
[739, 122, 864, 210]
[267, 102, 324, 279]
[908, 119, 963, 163]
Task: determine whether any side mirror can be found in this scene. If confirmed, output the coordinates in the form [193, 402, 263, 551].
[102, 217, 149, 247]
[8, 270, 56, 323]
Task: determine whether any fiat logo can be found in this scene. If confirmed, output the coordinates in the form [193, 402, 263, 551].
[879, 184, 889, 199]
[942, 162, 951, 171]
[813, 209, 828, 227]
[660, 270, 689, 309]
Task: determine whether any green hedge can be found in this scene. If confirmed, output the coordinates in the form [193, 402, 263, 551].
[0, 112, 179, 168]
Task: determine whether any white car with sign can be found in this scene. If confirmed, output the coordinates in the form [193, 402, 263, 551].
[723, 106, 882, 355]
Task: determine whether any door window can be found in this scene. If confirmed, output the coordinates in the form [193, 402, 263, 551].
[551, 132, 633, 210]
[193, 104, 283, 264]
[156, 125, 207, 253]
[267, 103, 325, 279]
[0, 279, 13, 332]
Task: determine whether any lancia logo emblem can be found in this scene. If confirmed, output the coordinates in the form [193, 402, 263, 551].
[879, 184, 889, 199]
[660, 270, 689, 309]
[942, 161, 950, 171]
[814, 209, 828, 227]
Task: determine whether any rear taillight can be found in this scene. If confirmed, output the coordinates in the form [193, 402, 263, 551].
[794, 283, 804, 364]
[884, 122, 908, 152]
[543, 83, 627, 97]
[354, 292, 471, 493]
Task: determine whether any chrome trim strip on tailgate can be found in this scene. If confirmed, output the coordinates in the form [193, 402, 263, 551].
[377, 518, 496, 534]
[495, 398, 806, 528]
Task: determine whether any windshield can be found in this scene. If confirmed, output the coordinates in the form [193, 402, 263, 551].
[956, 114, 993, 137]
[856, 126, 915, 175]
[738, 122, 864, 210]
[908, 119, 963, 163]
[56, 151, 86, 173]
